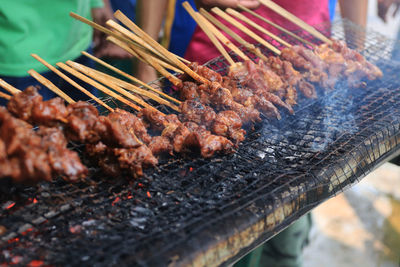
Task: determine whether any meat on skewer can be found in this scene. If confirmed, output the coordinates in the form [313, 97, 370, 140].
[0, 107, 87, 183]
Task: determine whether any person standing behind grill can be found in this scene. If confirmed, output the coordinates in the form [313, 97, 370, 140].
[136, 1, 368, 267]
[0, 0, 129, 105]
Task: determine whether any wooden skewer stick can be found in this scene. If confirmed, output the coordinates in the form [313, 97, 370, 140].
[211, 7, 281, 55]
[199, 8, 267, 62]
[28, 69, 75, 104]
[57, 62, 141, 112]
[66, 60, 161, 113]
[238, 4, 315, 47]
[0, 79, 21, 95]
[226, 8, 292, 48]
[90, 68, 181, 112]
[31, 54, 114, 112]
[196, 10, 250, 61]
[107, 36, 183, 87]
[0, 91, 11, 100]
[81, 51, 182, 105]
[106, 20, 176, 67]
[114, 10, 210, 85]
[258, 0, 332, 45]
[182, 2, 236, 66]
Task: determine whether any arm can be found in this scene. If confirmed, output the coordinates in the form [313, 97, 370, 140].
[338, 0, 368, 49]
[338, 0, 368, 27]
[91, 0, 132, 58]
[136, 0, 168, 83]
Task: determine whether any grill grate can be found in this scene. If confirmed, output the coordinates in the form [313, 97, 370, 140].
[1, 19, 400, 266]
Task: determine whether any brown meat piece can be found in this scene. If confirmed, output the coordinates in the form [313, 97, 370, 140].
[114, 145, 158, 177]
[0, 107, 52, 183]
[101, 109, 147, 148]
[66, 101, 106, 143]
[189, 62, 223, 83]
[31, 97, 69, 127]
[7, 86, 43, 122]
[38, 127, 87, 182]
[180, 81, 199, 101]
[148, 136, 173, 155]
[184, 124, 234, 158]
[212, 110, 245, 145]
[180, 100, 216, 128]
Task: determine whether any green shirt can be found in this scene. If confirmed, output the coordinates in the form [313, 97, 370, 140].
[0, 0, 104, 77]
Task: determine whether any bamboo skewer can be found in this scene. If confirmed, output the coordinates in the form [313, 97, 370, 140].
[31, 54, 114, 112]
[114, 10, 210, 85]
[196, 11, 250, 61]
[106, 20, 176, 67]
[199, 8, 267, 62]
[258, 0, 332, 45]
[90, 68, 181, 112]
[107, 36, 183, 87]
[238, 4, 315, 47]
[66, 60, 160, 113]
[0, 91, 11, 100]
[0, 79, 21, 95]
[57, 62, 141, 112]
[182, 2, 236, 66]
[211, 7, 281, 55]
[28, 69, 75, 104]
[81, 51, 182, 105]
[226, 8, 292, 48]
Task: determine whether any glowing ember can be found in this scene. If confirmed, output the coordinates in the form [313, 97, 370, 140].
[21, 228, 33, 235]
[189, 167, 193, 172]
[27, 260, 44, 267]
[8, 237, 19, 244]
[69, 225, 82, 234]
[33, 198, 38, 204]
[146, 191, 151, 198]
[111, 197, 121, 206]
[126, 193, 133, 199]
[138, 183, 143, 188]
[5, 202, 15, 210]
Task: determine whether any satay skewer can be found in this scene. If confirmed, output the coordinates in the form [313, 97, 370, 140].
[192, 6, 250, 61]
[211, 7, 281, 55]
[226, 8, 292, 48]
[258, 0, 332, 45]
[238, 4, 315, 48]
[113, 10, 211, 85]
[182, 2, 236, 66]
[81, 51, 182, 105]
[57, 62, 142, 111]
[199, 8, 268, 62]
[27, 69, 75, 104]
[0, 79, 21, 95]
[89, 68, 181, 112]
[0, 91, 11, 100]
[66, 60, 160, 113]
[107, 36, 183, 87]
[31, 54, 114, 112]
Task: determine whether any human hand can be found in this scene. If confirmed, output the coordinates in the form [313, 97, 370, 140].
[194, 0, 260, 10]
[377, 0, 400, 22]
[91, 2, 132, 59]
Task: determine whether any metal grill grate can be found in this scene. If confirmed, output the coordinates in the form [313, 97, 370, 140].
[1, 19, 400, 266]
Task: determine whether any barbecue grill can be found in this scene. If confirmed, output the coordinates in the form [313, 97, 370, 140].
[1, 19, 400, 266]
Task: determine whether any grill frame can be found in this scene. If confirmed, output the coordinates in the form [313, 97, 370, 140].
[1, 19, 400, 266]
